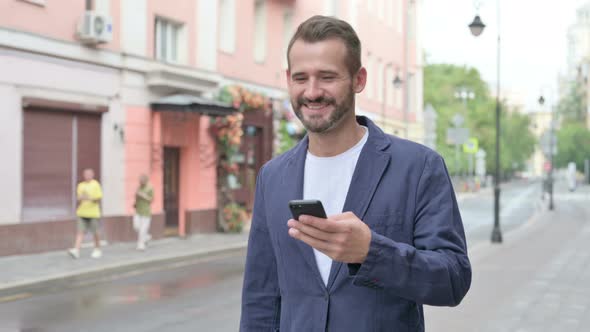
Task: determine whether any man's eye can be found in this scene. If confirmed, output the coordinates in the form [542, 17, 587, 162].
[321, 76, 335, 81]
[293, 77, 306, 82]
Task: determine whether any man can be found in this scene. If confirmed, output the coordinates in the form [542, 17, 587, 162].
[240, 16, 471, 331]
[68, 168, 103, 259]
[133, 174, 153, 250]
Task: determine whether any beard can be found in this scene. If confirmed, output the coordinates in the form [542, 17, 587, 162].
[292, 85, 355, 133]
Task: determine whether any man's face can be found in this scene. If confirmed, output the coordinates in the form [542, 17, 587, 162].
[287, 39, 365, 133]
[83, 169, 94, 181]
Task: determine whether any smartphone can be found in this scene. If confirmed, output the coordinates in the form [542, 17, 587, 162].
[288, 199, 327, 220]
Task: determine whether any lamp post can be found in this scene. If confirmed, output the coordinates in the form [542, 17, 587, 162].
[469, 1, 502, 243]
[538, 95, 555, 210]
[455, 87, 475, 179]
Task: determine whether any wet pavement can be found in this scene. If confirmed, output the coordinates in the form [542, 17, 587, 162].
[0, 251, 246, 332]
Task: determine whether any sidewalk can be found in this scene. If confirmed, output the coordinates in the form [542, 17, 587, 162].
[426, 182, 590, 332]
[0, 231, 249, 298]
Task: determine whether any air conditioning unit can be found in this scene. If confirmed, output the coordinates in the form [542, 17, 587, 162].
[77, 11, 113, 45]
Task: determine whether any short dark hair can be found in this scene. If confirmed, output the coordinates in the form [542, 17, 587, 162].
[287, 15, 362, 76]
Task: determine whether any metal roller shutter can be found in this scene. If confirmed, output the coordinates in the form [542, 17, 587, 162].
[22, 109, 101, 222]
[22, 110, 73, 221]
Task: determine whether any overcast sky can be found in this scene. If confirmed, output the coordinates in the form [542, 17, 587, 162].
[422, 0, 588, 111]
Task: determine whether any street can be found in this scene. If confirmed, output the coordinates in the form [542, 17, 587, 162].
[0, 180, 551, 331]
[426, 182, 590, 331]
[459, 179, 542, 245]
[0, 251, 246, 332]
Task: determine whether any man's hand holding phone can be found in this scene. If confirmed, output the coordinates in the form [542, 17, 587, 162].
[288, 200, 371, 264]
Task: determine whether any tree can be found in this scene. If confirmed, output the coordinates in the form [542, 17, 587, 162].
[424, 64, 536, 177]
[554, 123, 590, 170]
[557, 80, 587, 125]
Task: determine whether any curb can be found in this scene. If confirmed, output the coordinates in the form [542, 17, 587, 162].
[0, 241, 248, 298]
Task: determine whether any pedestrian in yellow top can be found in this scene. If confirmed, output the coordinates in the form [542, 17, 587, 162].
[68, 168, 103, 259]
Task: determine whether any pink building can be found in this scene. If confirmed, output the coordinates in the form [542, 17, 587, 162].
[0, 0, 423, 256]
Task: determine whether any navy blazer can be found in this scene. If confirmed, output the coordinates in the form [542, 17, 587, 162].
[240, 116, 471, 332]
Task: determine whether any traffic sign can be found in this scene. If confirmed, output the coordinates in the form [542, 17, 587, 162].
[540, 131, 558, 156]
[544, 161, 552, 172]
[446, 127, 469, 145]
[463, 137, 479, 154]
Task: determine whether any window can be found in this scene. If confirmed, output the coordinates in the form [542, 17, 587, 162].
[386, 67, 394, 106]
[283, 8, 294, 68]
[385, 0, 394, 26]
[219, 0, 236, 53]
[408, 73, 415, 113]
[325, 0, 339, 17]
[366, 53, 374, 100]
[408, 3, 416, 40]
[155, 17, 183, 63]
[395, 75, 403, 109]
[396, 0, 402, 34]
[377, 0, 384, 21]
[348, 0, 358, 30]
[367, 0, 374, 14]
[377, 59, 384, 103]
[253, 0, 267, 63]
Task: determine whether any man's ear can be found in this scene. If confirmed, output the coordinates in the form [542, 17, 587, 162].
[353, 67, 367, 93]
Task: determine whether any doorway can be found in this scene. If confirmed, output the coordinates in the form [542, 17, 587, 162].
[163, 147, 180, 236]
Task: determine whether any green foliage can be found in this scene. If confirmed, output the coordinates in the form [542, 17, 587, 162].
[277, 119, 297, 155]
[424, 64, 536, 177]
[557, 81, 587, 125]
[500, 110, 537, 174]
[554, 80, 590, 170]
[554, 123, 590, 170]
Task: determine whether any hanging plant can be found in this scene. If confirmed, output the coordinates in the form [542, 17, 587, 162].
[211, 85, 270, 232]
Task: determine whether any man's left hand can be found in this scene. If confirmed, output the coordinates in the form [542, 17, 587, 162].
[287, 212, 371, 264]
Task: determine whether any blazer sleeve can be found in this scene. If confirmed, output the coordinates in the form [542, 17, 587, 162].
[349, 153, 472, 306]
[240, 165, 281, 331]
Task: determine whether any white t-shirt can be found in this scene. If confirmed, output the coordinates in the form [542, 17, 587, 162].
[303, 126, 369, 286]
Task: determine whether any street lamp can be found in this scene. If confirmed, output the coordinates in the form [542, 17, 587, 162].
[381, 65, 404, 134]
[393, 72, 403, 89]
[469, 1, 502, 243]
[468, 15, 486, 37]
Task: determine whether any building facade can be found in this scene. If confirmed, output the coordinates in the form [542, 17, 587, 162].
[0, 0, 423, 256]
[565, 2, 590, 130]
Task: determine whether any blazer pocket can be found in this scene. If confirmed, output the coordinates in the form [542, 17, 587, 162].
[363, 212, 403, 231]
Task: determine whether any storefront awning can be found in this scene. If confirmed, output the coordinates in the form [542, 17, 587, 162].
[151, 94, 237, 117]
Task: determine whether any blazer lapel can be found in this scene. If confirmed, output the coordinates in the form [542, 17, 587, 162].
[326, 117, 391, 291]
[283, 136, 326, 289]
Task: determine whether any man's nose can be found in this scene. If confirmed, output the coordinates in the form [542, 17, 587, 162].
[303, 79, 323, 101]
